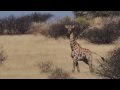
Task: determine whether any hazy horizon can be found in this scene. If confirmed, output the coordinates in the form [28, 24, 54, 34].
[0, 11, 74, 19]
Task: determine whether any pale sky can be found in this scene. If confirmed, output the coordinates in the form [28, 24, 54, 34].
[0, 11, 74, 19]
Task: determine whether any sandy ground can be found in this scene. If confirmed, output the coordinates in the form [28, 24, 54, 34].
[0, 35, 116, 79]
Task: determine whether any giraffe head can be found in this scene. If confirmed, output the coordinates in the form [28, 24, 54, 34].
[65, 25, 75, 35]
[65, 25, 78, 40]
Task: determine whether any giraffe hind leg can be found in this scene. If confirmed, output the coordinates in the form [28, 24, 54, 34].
[83, 59, 94, 73]
[88, 60, 94, 73]
[72, 61, 80, 73]
[76, 61, 80, 73]
[83, 59, 89, 65]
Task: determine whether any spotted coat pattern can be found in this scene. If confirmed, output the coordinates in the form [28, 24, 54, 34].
[65, 25, 94, 73]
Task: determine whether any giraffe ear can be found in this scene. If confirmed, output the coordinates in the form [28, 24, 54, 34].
[65, 25, 68, 29]
[72, 25, 75, 29]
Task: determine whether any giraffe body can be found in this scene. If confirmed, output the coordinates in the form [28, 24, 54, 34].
[70, 40, 94, 73]
[65, 25, 94, 73]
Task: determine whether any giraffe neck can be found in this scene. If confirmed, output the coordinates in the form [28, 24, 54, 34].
[70, 33, 81, 51]
[70, 32, 75, 42]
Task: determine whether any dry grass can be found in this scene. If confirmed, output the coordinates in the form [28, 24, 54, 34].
[0, 35, 116, 79]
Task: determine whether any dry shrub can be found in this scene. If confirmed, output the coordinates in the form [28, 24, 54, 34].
[0, 46, 7, 65]
[96, 47, 120, 79]
[48, 67, 72, 79]
[0, 12, 53, 35]
[38, 61, 53, 73]
[37, 60, 73, 79]
[82, 17, 120, 44]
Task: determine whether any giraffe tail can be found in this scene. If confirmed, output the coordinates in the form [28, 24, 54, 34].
[101, 57, 105, 61]
[92, 52, 105, 61]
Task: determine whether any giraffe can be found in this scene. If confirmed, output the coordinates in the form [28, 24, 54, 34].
[65, 25, 105, 73]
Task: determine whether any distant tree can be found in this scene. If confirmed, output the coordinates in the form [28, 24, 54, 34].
[73, 11, 120, 18]
[31, 12, 53, 22]
[0, 12, 53, 34]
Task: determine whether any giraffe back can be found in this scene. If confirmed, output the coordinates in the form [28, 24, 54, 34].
[71, 44, 92, 61]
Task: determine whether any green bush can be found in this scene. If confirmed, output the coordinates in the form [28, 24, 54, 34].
[73, 11, 120, 18]
[75, 17, 89, 25]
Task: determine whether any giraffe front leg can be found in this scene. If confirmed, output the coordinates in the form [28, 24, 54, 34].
[76, 61, 80, 73]
[88, 60, 94, 73]
[72, 61, 76, 73]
